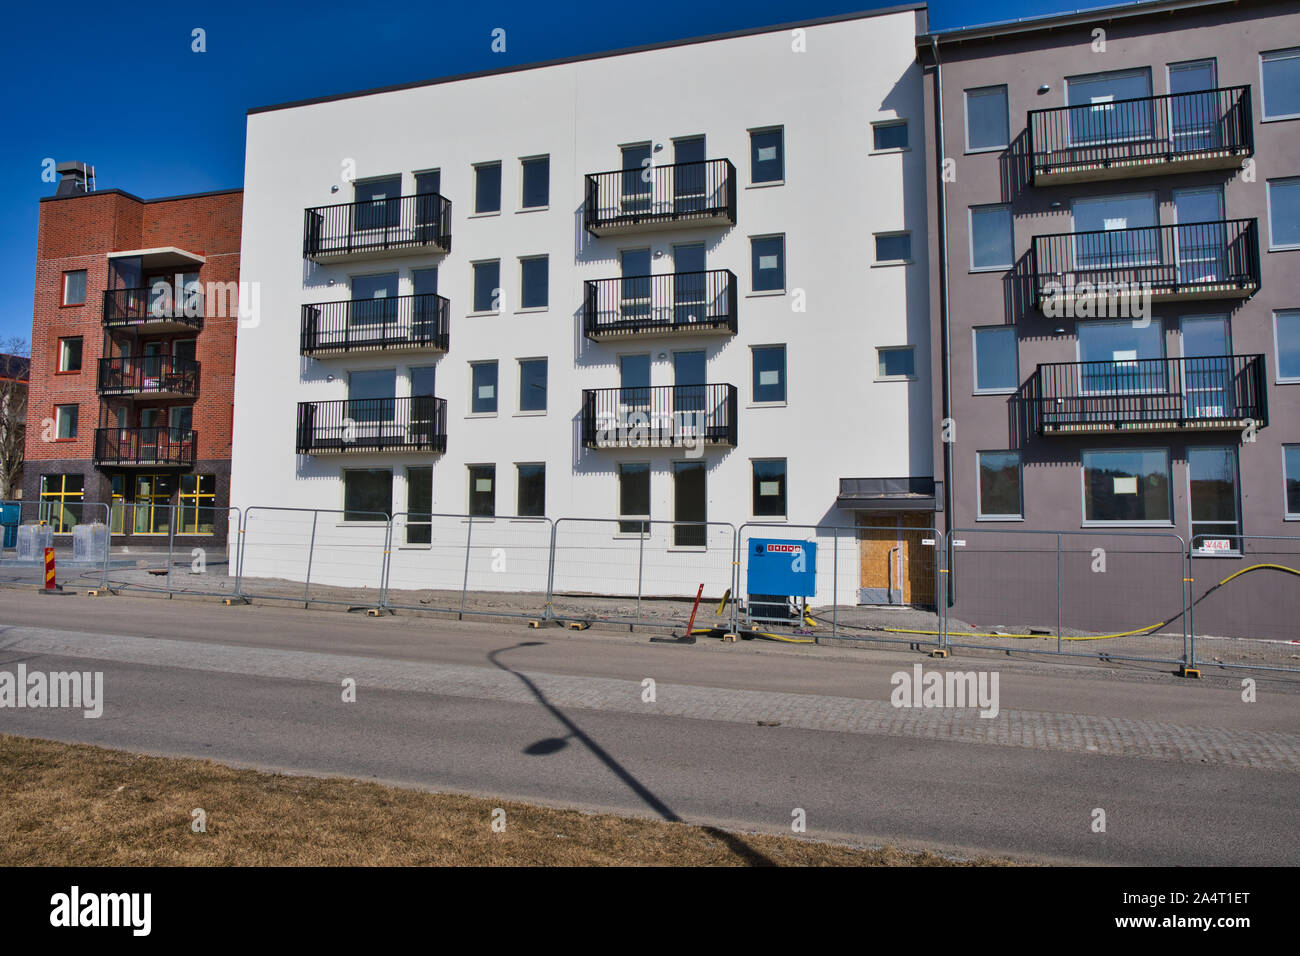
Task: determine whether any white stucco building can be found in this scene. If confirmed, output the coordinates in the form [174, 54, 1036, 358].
[232, 4, 936, 606]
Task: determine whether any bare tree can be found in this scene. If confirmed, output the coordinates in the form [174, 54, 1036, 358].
[0, 336, 30, 501]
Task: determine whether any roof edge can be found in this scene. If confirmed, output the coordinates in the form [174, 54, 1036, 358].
[920, 0, 1251, 46]
[39, 187, 243, 206]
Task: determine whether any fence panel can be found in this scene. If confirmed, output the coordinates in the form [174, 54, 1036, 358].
[0, 499, 110, 590]
[98, 504, 242, 598]
[239, 506, 388, 609]
[1190, 535, 1300, 673]
[548, 518, 735, 629]
[383, 513, 552, 620]
[946, 528, 1188, 664]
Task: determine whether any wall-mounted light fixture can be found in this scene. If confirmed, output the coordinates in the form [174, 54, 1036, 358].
[1037, 84, 1051, 95]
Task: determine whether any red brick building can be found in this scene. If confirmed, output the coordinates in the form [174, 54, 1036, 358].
[24, 163, 241, 543]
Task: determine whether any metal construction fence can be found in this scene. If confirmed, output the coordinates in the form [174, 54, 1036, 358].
[2, 504, 1297, 674]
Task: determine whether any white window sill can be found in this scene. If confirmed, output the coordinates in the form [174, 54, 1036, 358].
[667, 547, 708, 554]
[869, 147, 911, 156]
[1268, 244, 1300, 253]
[976, 516, 1024, 522]
[468, 210, 501, 219]
[875, 375, 916, 383]
[747, 401, 787, 409]
[514, 410, 547, 417]
[466, 310, 499, 318]
[970, 265, 1011, 274]
[1261, 115, 1300, 124]
[466, 412, 498, 419]
[871, 260, 913, 268]
[746, 180, 784, 189]
[746, 289, 786, 298]
[336, 522, 387, 528]
[398, 544, 432, 551]
[1081, 521, 1175, 529]
[514, 307, 549, 315]
[1191, 550, 1242, 558]
[517, 206, 549, 213]
[965, 146, 1006, 155]
[974, 389, 1018, 396]
[751, 516, 788, 523]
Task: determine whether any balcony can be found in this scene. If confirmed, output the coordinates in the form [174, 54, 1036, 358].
[1032, 219, 1259, 310]
[583, 270, 737, 341]
[1029, 86, 1253, 185]
[296, 396, 448, 454]
[303, 192, 451, 261]
[301, 293, 450, 356]
[584, 159, 735, 236]
[581, 384, 737, 448]
[1023, 355, 1267, 435]
[97, 355, 200, 399]
[94, 427, 197, 467]
[103, 287, 204, 333]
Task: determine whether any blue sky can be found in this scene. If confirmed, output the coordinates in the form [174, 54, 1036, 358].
[0, 0, 1112, 344]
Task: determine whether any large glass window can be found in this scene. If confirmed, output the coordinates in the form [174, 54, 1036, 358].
[965, 85, 1009, 151]
[474, 162, 502, 214]
[61, 270, 86, 306]
[519, 358, 547, 412]
[1071, 193, 1159, 269]
[1267, 177, 1300, 250]
[1261, 47, 1300, 121]
[749, 127, 784, 183]
[1276, 310, 1300, 383]
[1082, 449, 1171, 524]
[750, 236, 786, 292]
[471, 361, 498, 414]
[350, 273, 399, 326]
[406, 466, 432, 544]
[752, 459, 787, 518]
[347, 369, 396, 423]
[177, 474, 216, 535]
[977, 451, 1022, 519]
[1188, 447, 1240, 552]
[618, 463, 650, 535]
[673, 460, 706, 548]
[343, 469, 392, 521]
[468, 465, 495, 517]
[970, 205, 1013, 270]
[621, 143, 652, 207]
[39, 474, 84, 533]
[132, 474, 173, 534]
[1066, 68, 1153, 144]
[752, 346, 786, 403]
[473, 261, 501, 313]
[516, 464, 545, 517]
[1078, 318, 1164, 393]
[354, 177, 401, 231]
[520, 256, 548, 309]
[521, 156, 549, 209]
[973, 326, 1019, 393]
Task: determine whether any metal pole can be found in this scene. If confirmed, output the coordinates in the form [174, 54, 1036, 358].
[379, 514, 393, 610]
[1056, 533, 1062, 653]
[831, 527, 838, 640]
[636, 524, 645, 625]
[234, 508, 246, 600]
[1185, 539, 1195, 670]
[459, 515, 473, 620]
[544, 519, 558, 622]
[303, 510, 318, 609]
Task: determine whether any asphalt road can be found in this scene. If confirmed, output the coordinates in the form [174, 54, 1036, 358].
[1, 589, 1297, 865]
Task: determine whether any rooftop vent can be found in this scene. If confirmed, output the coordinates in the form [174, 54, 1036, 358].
[54, 161, 95, 197]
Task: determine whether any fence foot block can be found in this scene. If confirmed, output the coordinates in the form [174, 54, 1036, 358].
[929, 647, 949, 659]
[366, 607, 394, 617]
[565, 621, 590, 631]
[223, 597, 251, 606]
[1179, 666, 1202, 679]
[527, 619, 546, 629]
[85, 588, 115, 597]
[722, 632, 739, 643]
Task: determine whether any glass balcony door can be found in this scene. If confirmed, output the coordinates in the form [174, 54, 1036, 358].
[1167, 59, 1220, 153]
[1181, 315, 1232, 418]
[1174, 187, 1226, 285]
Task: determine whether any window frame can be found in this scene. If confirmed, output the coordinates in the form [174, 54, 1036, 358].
[519, 154, 550, 210]
[61, 270, 87, 307]
[870, 119, 910, 153]
[616, 462, 651, 536]
[1186, 445, 1242, 555]
[404, 465, 433, 545]
[1273, 309, 1300, 384]
[1260, 47, 1300, 122]
[1283, 444, 1300, 520]
[1080, 447, 1174, 527]
[468, 464, 496, 518]
[964, 84, 1010, 153]
[972, 325, 1020, 395]
[872, 230, 913, 266]
[518, 255, 549, 311]
[749, 234, 787, 294]
[54, 403, 78, 440]
[876, 346, 917, 382]
[1266, 177, 1300, 251]
[469, 360, 499, 416]
[976, 450, 1024, 521]
[341, 468, 393, 523]
[747, 126, 785, 186]
[968, 203, 1014, 272]
[471, 259, 502, 315]
[56, 336, 83, 374]
[750, 344, 787, 405]
[473, 161, 503, 215]
[751, 458, 789, 519]
[517, 357, 547, 414]
[515, 462, 546, 518]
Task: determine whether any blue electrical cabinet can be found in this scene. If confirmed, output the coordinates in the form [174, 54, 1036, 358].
[0, 502, 19, 549]
[746, 538, 817, 597]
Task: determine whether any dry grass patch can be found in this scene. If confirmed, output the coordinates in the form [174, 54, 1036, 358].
[0, 734, 1016, 866]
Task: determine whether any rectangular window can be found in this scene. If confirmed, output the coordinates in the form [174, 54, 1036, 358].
[672, 460, 706, 548]
[977, 451, 1023, 519]
[520, 256, 548, 309]
[965, 85, 1009, 151]
[350, 272, 399, 326]
[1078, 318, 1164, 392]
[521, 156, 549, 208]
[749, 127, 784, 183]
[1267, 177, 1300, 250]
[618, 463, 650, 534]
[347, 368, 396, 423]
[1276, 310, 1300, 382]
[752, 459, 787, 518]
[874, 232, 912, 264]
[1261, 48, 1300, 121]
[39, 474, 84, 533]
[57, 337, 82, 373]
[55, 404, 78, 439]
[516, 464, 545, 517]
[621, 143, 653, 206]
[752, 345, 786, 403]
[131, 475, 173, 535]
[750, 235, 785, 292]
[871, 120, 908, 151]
[62, 270, 86, 306]
[354, 176, 402, 230]
[1082, 449, 1172, 524]
[1285, 445, 1300, 518]
[973, 326, 1019, 393]
[474, 162, 502, 214]
[406, 466, 432, 544]
[471, 361, 498, 414]
[1189, 447, 1241, 552]
[1066, 68, 1153, 144]
[970, 205, 1013, 270]
[177, 474, 216, 535]
[877, 346, 915, 380]
[473, 260, 501, 313]
[468, 465, 495, 517]
[519, 358, 547, 412]
[343, 469, 392, 521]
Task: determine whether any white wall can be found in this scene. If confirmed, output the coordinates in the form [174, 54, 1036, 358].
[233, 10, 933, 602]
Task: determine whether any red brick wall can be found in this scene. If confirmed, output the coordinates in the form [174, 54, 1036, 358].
[26, 189, 242, 468]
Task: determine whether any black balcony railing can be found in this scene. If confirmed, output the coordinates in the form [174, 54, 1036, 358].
[1023, 355, 1267, 434]
[102, 287, 204, 330]
[581, 384, 737, 448]
[97, 355, 200, 397]
[584, 159, 735, 235]
[303, 192, 452, 259]
[1031, 219, 1259, 303]
[301, 293, 450, 355]
[583, 270, 737, 340]
[1029, 86, 1253, 180]
[296, 396, 448, 454]
[94, 427, 197, 466]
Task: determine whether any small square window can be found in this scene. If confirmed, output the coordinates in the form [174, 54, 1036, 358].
[969, 205, 1014, 270]
[62, 270, 86, 306]
[1275, 310, 1300, 382]
[1267, 177, 1300, 250]
[978, 451, 1023, 519]
[751, 346, 786, 403]
[752, 459, 788, 518]
[877, 347, 916, 380]
[519, 358, 547, 412]
[474, 162, 502, 214]
[521, 156, 549, 208]
[965, 85, 1009, 151]
[55, 404, 78, 439]
[973, 326, 1019, 393]
[516, 463, 546, 517]
[471, 361, 498, 414]
[1261, 48, 1300, 121]
[874, 232, 912, 264]
[749, 127, 784, 183]
[343, 469, 392, 521]
[469, 465, 496, 517]
[520, 256, 548, 309]
[473, 261, 501, 313]
[58, 337, 83, 373]
[872, 121, 909, 151]
[750, 236, 786, 292]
